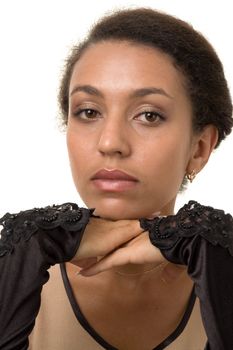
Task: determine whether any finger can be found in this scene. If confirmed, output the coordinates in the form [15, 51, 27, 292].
[108, 220, 144, 248]
[74, 257, 98, 268]
[79, 233, 164, 276]
[79, 218, 144, 259]
[79, 247, 131, 276]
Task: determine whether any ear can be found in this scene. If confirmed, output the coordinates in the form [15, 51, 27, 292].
[186, 125, 219, 175]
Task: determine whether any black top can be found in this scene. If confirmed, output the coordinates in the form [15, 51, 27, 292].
[0, 200, 233, 350]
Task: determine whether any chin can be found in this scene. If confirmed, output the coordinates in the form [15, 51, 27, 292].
[88, 202, 153, 220]
[93, 210, 137, 220]
[91, 207, 130, 220]
[83, 199, 135, 220]
[83, 194, 177, 220]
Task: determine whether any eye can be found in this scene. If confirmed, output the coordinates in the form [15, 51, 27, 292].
[135, 110, 165, 124]
[73, 108, 99, 120]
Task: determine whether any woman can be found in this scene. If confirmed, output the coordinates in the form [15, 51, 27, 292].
[0, 7, 233, 350]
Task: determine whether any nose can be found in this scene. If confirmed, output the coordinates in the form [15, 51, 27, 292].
[97, 117, 131, 158]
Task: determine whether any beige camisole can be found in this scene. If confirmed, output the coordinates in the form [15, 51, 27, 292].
[29, 264, 207, 350]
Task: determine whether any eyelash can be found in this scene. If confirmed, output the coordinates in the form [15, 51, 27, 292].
[135, 110, 166, 124]
[73, 108, 166, 125]
[73, 108, 99, 120]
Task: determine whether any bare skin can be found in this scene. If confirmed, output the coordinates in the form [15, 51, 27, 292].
[68, 218, 193, 348]
[66, 262, 193, 349]
[66, 217, 196, 349]
[65, 41, 218, 348]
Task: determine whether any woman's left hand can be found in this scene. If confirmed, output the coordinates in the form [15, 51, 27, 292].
[77, 230, 165, 276]
[78, 227, 187, 284]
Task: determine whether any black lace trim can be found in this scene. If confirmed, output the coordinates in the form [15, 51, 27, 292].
[0, 203, 92, 257]
[140, 201, 233, 256]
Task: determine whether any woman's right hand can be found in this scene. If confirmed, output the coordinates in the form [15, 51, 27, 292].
[71, 217, 144, 268]
[71, 216, 183, 281]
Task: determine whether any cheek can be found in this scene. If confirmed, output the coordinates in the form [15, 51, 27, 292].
[66, 130, 88, 177]
[134, 141, 189, 215]
[140, 136, 190, 189]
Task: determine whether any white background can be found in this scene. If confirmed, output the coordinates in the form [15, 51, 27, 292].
[0, 0, 232, 216]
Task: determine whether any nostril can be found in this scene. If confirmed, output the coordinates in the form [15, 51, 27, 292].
[97, 130, 131, 157]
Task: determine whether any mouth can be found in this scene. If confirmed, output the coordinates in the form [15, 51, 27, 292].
[91, 169, 139, 192]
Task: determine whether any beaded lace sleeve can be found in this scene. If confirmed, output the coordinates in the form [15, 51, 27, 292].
[140, 201, 233, 350]
[140, 200, 233, 260]
[0, 203, 92, 350]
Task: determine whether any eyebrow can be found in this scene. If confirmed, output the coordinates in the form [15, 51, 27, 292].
[70, 84, 173, 99]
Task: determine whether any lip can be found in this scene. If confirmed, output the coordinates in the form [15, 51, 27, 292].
[91, 169, 138, 181]
[91, 169, 139, 192]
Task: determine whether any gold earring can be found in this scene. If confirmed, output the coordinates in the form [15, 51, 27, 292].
[186, 170, 196, 183]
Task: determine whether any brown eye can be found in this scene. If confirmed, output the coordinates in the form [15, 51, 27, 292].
[73, 108, 99, 120]
[144, 111, 160, 122]
[135, 110, 165, 125]
[84, 109, 98, 118]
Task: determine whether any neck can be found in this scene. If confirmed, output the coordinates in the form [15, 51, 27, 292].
[104, 260, 191, 295]
[112, 261, 167, 277]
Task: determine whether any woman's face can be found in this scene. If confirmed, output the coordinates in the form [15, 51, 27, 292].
[67, 41, 196, 219]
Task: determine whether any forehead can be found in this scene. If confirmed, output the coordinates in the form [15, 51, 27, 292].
[69, 41, 188, 99]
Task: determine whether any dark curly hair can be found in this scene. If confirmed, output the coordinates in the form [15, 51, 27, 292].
[58, 7, 233, 148]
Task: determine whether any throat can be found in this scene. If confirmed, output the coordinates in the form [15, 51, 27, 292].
[113, 261, 168, 276]
[109, 262, 169, 293]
